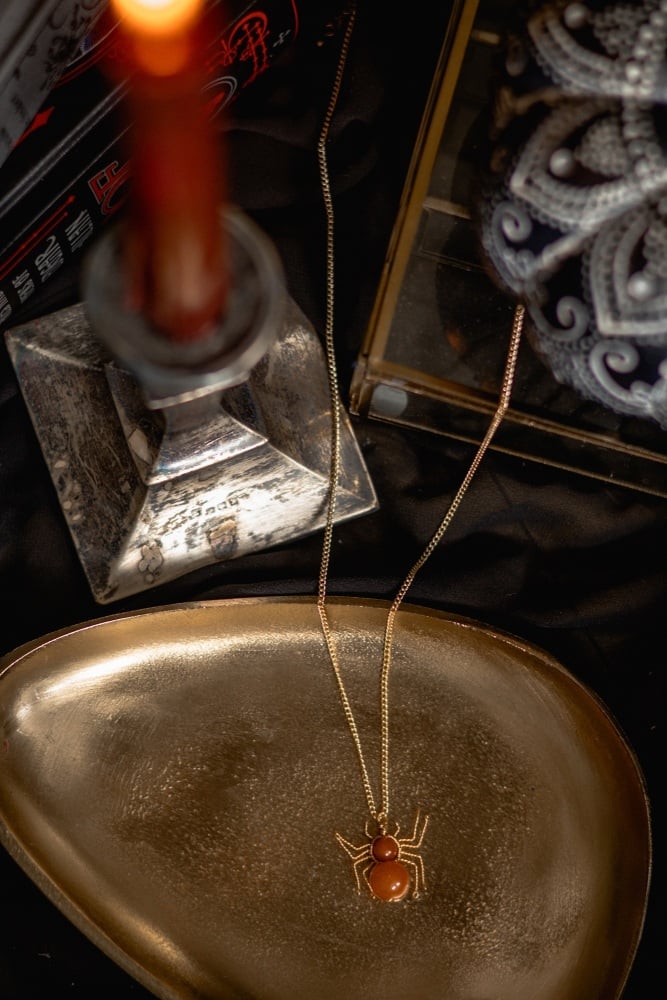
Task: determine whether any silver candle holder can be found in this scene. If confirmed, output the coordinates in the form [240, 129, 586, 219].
[5, 208, 377, 602]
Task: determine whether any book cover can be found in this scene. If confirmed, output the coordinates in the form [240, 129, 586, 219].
[0, 0, 107, 165]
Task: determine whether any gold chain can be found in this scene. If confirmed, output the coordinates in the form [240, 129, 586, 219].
[316, 2, 525, 827]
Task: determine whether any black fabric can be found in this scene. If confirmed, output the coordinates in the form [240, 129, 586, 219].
[0, 2, 664, 996]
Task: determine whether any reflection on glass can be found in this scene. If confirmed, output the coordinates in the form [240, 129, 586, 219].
[351, 0, 667, 496]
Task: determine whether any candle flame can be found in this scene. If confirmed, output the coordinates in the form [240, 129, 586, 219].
[111, 0, 203, 37]
[111, 0, 205, 75]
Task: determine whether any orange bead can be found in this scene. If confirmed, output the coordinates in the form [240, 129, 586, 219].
[368, 861, 410, 902]
[371, 835, 399, 862]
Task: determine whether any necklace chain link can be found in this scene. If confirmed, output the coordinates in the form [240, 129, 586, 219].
[316, 2, 526, 827]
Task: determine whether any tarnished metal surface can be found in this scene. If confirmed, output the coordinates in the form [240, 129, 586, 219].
[5, 295, 377, 603]
[0, 597, 651, 1000]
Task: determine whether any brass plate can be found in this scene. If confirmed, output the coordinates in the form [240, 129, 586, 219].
[0, 597, 651, 1000]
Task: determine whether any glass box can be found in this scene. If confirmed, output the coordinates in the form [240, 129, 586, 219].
[349, 0, 667, 498]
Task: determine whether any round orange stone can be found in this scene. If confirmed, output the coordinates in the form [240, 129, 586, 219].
[371, 835, 399, 862]
[368, 860, 410, 902]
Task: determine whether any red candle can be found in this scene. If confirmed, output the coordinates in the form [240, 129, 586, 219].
[110, 0, 228, 343]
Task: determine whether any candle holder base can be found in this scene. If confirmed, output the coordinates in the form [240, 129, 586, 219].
[5, 295, 378, 603]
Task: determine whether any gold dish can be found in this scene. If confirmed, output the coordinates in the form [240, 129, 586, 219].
[0, 597, 651, 999]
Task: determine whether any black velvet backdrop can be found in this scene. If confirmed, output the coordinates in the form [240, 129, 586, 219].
[0, 2, 664, 996]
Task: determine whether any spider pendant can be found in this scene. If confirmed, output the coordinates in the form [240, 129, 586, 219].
[335, 811, 429, 902]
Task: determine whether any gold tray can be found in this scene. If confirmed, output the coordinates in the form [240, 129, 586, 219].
[0, 597, 651, 1000]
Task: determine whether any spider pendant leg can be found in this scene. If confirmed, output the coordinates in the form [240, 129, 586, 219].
[401, 810, 429, 849]
[335, 832, 371, 894]
[360, 860, 375, 895]
[400, 851, 427, 896]
[335, 832, 368, 857]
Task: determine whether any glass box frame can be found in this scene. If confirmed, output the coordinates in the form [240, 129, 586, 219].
[348, 0, 667, 498]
